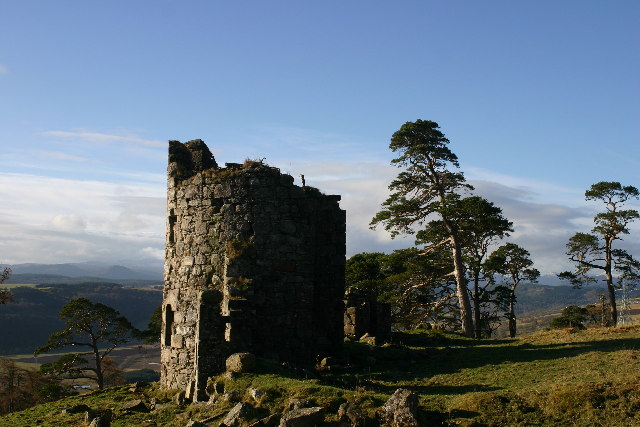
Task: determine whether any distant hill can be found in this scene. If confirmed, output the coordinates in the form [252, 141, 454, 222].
[6, 262, 163, 283]
[514, 282, 625, 315]
[0, 282, 162, 355]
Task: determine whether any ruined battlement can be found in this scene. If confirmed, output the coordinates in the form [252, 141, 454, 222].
[161, 140, 346, 400]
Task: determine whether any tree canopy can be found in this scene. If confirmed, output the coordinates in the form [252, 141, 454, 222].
[559, 181, 640, 326]
[34, 298, 135, 389]
[417, 196, 513, 338]
[0, 267, 12, 305]
[371, 119, 475, 336]
[485, 243, 539, 337]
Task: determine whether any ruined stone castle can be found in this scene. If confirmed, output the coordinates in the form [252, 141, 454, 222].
[160, 140, 346, 400]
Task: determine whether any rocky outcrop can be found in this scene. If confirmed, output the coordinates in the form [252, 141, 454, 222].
[378, 388, 419, 427]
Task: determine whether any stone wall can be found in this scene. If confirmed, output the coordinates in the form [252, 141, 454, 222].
[344, 287, 391, 343]
[161, 140, 346, 400]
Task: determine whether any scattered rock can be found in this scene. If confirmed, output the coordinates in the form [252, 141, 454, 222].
[379, 388, 419, 427]
[128, 381, 149, 393]
[86, 410, 112, 427]
[223, 371, 240, 380]
[285, 398, 313, 411]
[226, 352, 256, 373]
[359, 333, 378, 346]
[279, 407, 324, 427]
[223, 391, 241, 403]
[319, 356, 333, 367]
[249, 414, 279, 427]
[185, 420, 208, 427]
[337, 402, 366, 427]
[220, 402, 255, 427]
[88, 416, 111, 427]
[175, 390, 187, 406]
[318, 356, 343, 371]
[62, 403, 91, 414]
[121, 399, 149, 412]
[249, 387, 266, 403]
[208, 379, 225, 395]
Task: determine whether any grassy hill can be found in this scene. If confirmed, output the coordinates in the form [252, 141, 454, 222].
[2, 326, 640, 426]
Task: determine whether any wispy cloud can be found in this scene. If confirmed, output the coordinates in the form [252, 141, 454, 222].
[0, 65, 8, 75]
[280, 160, 604, 274]
[47, 151, 90, 162]
[2, 156, 634, 275]
[0, 172, 165, 267]
[42, 130, 164, 148]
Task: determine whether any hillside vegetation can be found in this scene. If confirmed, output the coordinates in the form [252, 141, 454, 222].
[0, 283, 161, 355]
[2, 326, 640, 426]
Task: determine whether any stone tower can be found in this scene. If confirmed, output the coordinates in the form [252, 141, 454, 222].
[160, 140, 346, 400]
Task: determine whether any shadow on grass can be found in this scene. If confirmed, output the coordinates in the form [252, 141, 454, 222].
[309, 330, 640, 396]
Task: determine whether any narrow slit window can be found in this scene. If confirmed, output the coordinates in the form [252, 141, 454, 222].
[164, 305, 174, 346]
[168, 212, 177, 244]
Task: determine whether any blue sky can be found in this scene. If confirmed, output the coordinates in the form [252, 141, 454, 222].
[0, 1, 638, 274]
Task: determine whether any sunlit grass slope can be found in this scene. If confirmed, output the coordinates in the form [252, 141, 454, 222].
[2, 326, 640, 426]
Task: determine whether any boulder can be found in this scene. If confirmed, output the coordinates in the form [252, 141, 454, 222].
[128, 381, 149, 393]
[121, 399, 149, 412]
[86, 410, 112, 427]
[337, 402, 366, 427]
[359, 333, 378, 346]
[378, 388, 419, 427]
[221, 402, 255, 427]
[62, 403, 91, 414]
[223, 391, 241, 403]
[249, 387, 266, 403]
[279, 407, 324, 427]
[175, 390, 187, 406]
[285, 398, 313, 411]
[226, 352, 256, 373]
[88, 416, 111, 427]
[249, 414, 279, 427]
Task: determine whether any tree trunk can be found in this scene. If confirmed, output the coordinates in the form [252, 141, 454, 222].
[473, 273, 482, 339]
[451, 235, 474, 337]
[508, 296, 516, 338]
[607, 282, 617, 327]
[605, 237, 618, 326]
[93, 347, 104, 389]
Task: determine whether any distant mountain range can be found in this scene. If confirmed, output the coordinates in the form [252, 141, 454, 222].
[5, 262, 163, 284]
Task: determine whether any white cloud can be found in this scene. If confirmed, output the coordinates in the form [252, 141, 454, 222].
[142, 246, 164, 260]
[2, 156, 636, 276]
[50, 214, 87, 232]
[0, 173, 165, 267]
[41, 130, 164, 148]
[278, 160, 605, 274]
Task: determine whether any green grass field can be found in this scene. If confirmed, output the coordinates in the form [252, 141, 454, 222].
[1, 283, 39, 289]
[2, 326, 640, 426]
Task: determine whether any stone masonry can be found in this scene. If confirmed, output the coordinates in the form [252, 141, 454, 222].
[344, 287, 392, 343]
[160, 140, 346, 400]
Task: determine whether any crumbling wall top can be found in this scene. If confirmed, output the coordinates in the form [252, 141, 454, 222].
[168, 139, 218, 181]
